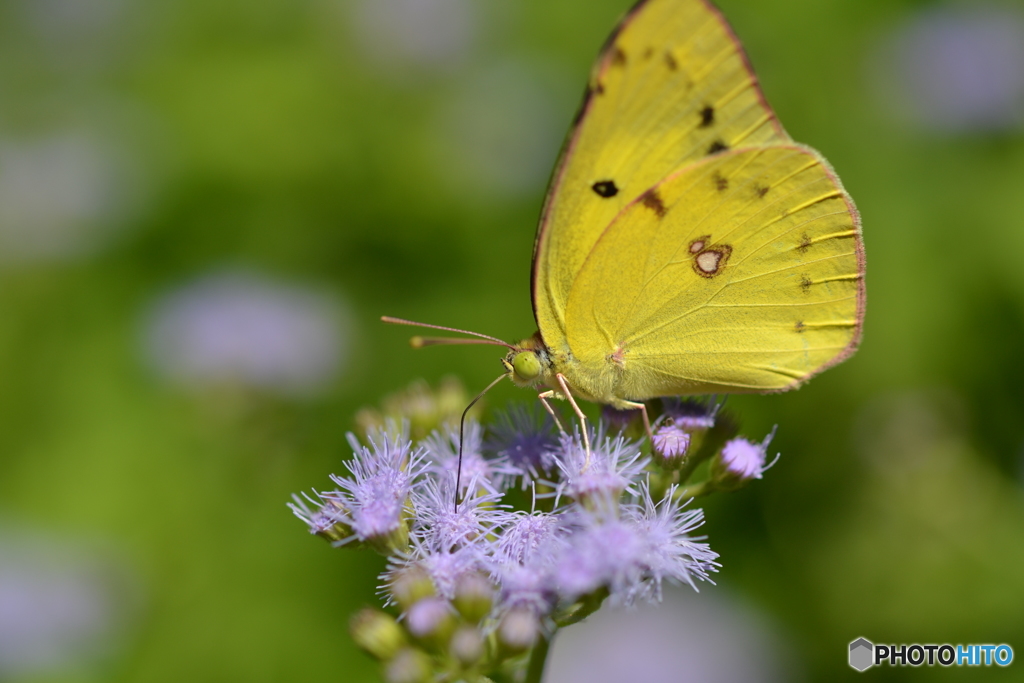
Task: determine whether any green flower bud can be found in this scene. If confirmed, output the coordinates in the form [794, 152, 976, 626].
[406, 597, 457, 649]
[450, 625, 485, 666]
[389, 564, 436, 611]
[384, 647, 432, 683]
[453, 573, 494, 624]
[350, 608, 406, 661]
[365, 516, 410, 556]
[356, 377, 475, 441]
[497, 607, 539, 654]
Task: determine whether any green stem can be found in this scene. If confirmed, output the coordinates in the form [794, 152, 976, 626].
[523, 631, 552, 683]
[554, 587, 610, 628]
[673, 479, 715, 501]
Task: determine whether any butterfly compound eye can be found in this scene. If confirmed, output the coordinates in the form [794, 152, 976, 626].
[512, 351, 542, 382]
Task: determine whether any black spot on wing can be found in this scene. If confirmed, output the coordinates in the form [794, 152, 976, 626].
[707, 140, 729, 155]
[794, 321, 806, 333]
[712, 172, 728, 192]
[612, 47, 627, 67]
[699, 105, 715, 128]
[800, 275, 812, 292]
[592, 180, 619, 198]
[664, 51, 678, 71]
[641, 189, 666, 217]
[755, 184, 770, 198]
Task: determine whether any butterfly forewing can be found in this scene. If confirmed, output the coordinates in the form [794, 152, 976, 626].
[533, 0, 789, 350]
[562, 145, 864, 399]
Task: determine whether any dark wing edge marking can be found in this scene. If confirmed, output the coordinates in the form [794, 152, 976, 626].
[767, 148, 865, 393]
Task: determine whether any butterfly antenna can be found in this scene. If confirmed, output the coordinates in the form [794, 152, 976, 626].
[382, 316, 516, 350]
[455, 372, 507, 512]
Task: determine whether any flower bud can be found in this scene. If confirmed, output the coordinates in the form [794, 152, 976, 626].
[452, 573, 494, 624]
[350, 608, 406, 661]
[497, 607, 539, 654]
[289, 495, 357, 544]
[357, 377, 474, 441]
[365, 516, 411, 556]
[710, 432, 774, 492]
[405, 597, 456, 646]
[389, 564, 435, 611]
[449, 625, 485, 666]
[651, 423, 690, 468]
[384, 647, 432, 683]
[660, 399, 718, 455]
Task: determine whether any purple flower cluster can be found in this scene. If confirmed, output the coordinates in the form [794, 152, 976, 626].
[291, 396, 776, 681]
[293, 408, 719, 611]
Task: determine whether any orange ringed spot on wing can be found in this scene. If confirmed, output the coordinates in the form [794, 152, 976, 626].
[692, 244, 732, 278]
[689, 235, 710, 254]
[696, 251, 722, 273]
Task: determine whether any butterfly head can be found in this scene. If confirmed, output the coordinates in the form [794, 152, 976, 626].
[503, 332, 551, 388]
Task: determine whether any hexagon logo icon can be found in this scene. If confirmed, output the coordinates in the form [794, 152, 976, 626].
[849, 637, 874, 671]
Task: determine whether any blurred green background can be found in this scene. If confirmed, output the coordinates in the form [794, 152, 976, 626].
[2, 0, 1024, 680]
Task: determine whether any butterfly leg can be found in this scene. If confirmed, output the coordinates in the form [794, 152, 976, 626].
[554, 373, 591, 462]
[537, 392, 568, 436]
[618, 400, 654, 447]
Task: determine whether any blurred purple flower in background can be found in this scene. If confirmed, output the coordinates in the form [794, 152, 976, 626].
[546, 587, 794, 683]
[431, 60, 566, 199]
[19, 0, 131, 64]
[871, 4, 1024, 133]
[0, 131, 136, 265]
[347, 0, 480, 75]
[142, 271, 350, 397]
[0, 527, 135, 678]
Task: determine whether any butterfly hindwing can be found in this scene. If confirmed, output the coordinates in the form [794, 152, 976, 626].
[561, 145, 864, 399]
[533, 0, 790, 349]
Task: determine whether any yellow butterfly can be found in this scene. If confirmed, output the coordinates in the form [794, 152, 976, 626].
[386, 0, 865, 450]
